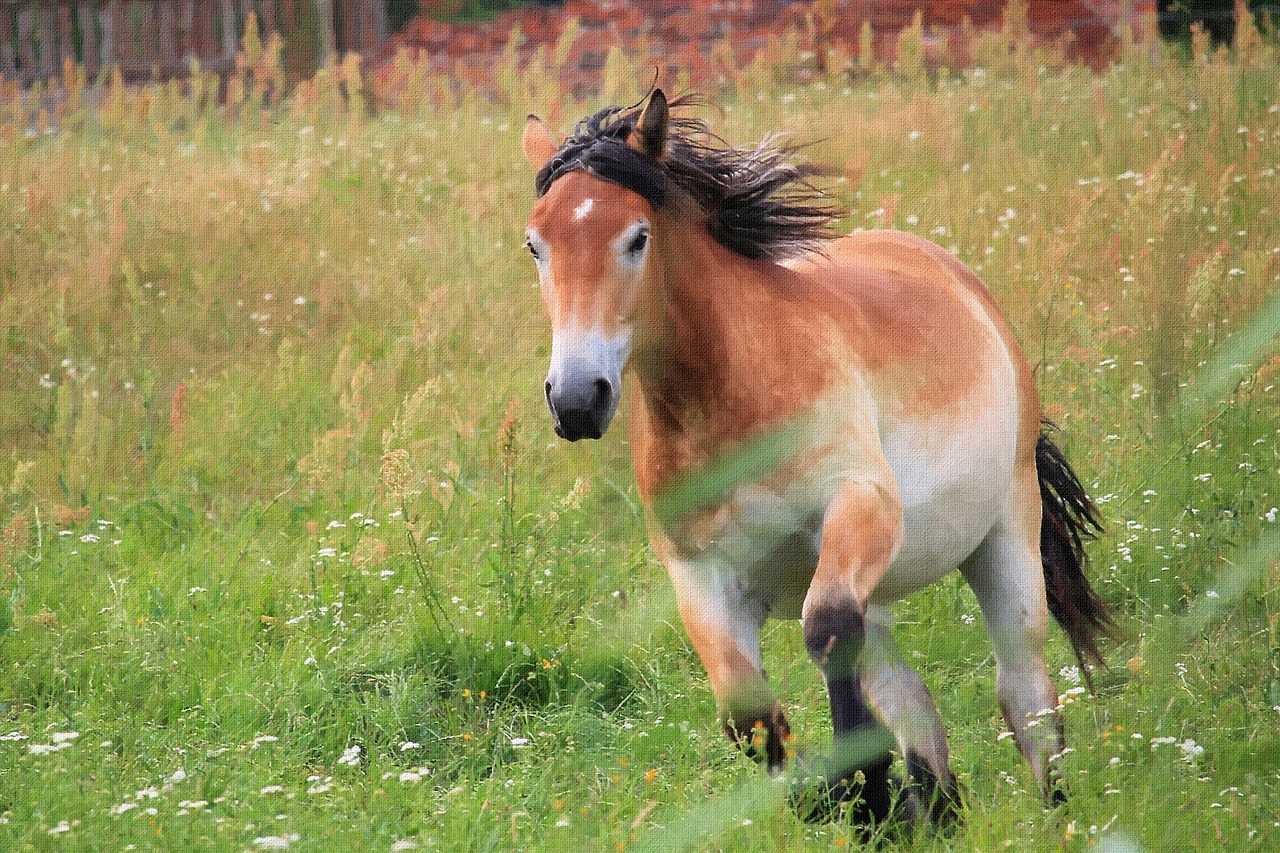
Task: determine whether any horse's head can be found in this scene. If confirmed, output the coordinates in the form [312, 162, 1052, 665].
[521, 91, 671, 441]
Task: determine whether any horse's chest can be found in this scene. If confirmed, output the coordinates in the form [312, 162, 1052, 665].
[664, 454, 837, 619]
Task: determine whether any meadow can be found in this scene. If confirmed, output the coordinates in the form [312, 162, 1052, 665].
[1, 13, 1279, 852]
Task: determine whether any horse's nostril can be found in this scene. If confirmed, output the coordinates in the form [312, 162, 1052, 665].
[545, 381, 554, 403]
[593, 378, 611, 406]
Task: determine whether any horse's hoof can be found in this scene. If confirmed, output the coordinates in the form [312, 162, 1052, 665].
[906, 770, 965, 829]
[909, 777, 966, 837]
[788, 765, 911, 830]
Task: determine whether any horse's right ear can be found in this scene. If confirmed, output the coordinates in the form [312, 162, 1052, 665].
[629, 89, 669, 159]
[523, 115, 559, 170]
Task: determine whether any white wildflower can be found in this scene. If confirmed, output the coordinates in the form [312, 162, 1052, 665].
[306, 776, 334, 795]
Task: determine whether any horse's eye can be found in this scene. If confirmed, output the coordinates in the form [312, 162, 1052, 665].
[526, 241, 540, 260]
[627, 232, 649, 255]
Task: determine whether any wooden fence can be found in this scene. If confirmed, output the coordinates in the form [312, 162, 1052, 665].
[0, 1, 389, 85]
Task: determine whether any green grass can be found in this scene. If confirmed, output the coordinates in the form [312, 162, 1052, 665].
[1, 19, 1280, 853]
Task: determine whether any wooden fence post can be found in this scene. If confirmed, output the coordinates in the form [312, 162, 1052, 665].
[218, 0, 236, 60]
[175, 0, 195, 65]
[16, 5, 36, 74]
[317, 0, 335, 66]
[56, 5, 75, 70]
[37, 4, 56, 76]
[109, 1, 135, 77]
[0, 7, 14, 78]
[77, 2, 100, 77]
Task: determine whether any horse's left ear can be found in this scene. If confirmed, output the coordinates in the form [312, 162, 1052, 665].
[523, 115, 559, 170]
[629, 89, 669, 160]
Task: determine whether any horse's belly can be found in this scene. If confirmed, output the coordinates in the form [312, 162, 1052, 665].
[667, 402, 1019, 619]
[871, 413, 1018, 603]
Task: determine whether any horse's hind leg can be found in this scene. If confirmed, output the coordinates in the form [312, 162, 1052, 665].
[862, 610, 961, 824]
[800, 479, 903, 824]
[960, 484, 1067, 804]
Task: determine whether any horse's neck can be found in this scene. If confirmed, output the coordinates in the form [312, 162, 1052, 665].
[640, 226, 757, 413]
[629, 224, 813, 494]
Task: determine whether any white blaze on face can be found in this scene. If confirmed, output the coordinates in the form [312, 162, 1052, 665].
[572, 197, 595, 221]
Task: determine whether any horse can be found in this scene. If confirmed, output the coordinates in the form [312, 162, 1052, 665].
[520, 89, 1115, 826]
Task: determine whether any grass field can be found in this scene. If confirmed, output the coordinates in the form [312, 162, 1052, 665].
[1, 15, 1280, 852]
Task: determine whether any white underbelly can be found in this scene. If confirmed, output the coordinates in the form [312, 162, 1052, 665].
[685, 409, 1017, 620]
[870, 412, 1018, 602]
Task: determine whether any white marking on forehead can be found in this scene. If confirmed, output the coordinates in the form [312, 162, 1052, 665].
[572, 197, 595, 221]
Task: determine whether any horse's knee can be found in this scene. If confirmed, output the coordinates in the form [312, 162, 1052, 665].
[804, 600, 865, 677]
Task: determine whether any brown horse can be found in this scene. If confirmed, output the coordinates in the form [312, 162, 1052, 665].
[521, 90, 1114, 825]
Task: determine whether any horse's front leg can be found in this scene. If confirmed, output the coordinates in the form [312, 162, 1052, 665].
[663, 550, 791, 771]
[801, 478, 904, 824]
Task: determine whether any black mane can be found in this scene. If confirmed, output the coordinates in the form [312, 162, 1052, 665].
[535, 100, 842, 260]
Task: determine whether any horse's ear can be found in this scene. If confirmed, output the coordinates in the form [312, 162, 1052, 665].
[629, 89, 669, 159]
[523, 115, 559, 170]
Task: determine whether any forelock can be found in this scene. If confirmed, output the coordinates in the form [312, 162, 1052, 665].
[534, 108, 667, 209]
[533, 99, 841, 260]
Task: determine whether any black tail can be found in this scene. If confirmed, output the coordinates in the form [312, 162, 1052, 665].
[1036, 424, 1117, 684]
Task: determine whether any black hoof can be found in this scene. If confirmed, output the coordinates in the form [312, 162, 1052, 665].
[721, 703, 791, 772]
[1044, 772, 1069, 808]
[789, 752, 904, 828]
[904, 750, 964, 827]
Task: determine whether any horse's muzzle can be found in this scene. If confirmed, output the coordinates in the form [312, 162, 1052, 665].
[546, 376, 614, 441]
